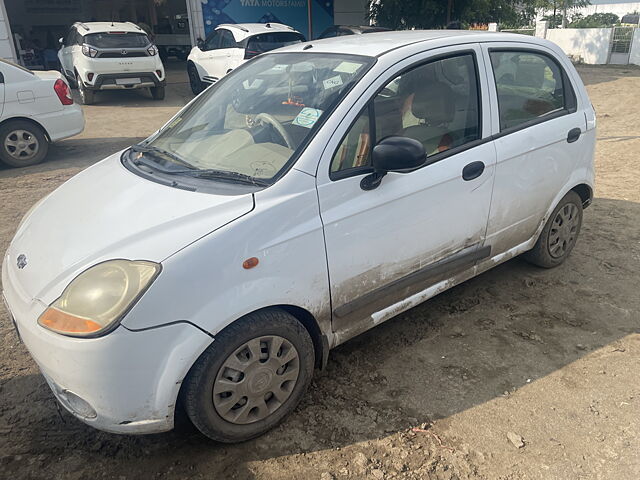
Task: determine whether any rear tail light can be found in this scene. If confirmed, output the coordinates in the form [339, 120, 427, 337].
[244, 49, 260, 60]
[81, 44, 98, 57]
[53, 79, 73, 105]
[147, 45, 158, 56]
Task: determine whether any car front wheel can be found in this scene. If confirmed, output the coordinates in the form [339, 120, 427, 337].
[182, 308, 315, 442]
[524, 190, 583, 268]
[0, 120, 49, 167]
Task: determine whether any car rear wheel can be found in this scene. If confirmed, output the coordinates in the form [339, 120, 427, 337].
[183, 308, 315, 442]
[524, 191, 583, 268]
[188, 63, 204, 96]
[150, 86, 165, 100]
[0, 120, 49, 168]
[77, 74, 95, 105]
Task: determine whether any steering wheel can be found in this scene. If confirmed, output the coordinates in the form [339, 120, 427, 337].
[254, 113, 295, 150]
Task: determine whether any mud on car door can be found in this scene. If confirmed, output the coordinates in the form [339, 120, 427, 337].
[316, 46, 497, 343]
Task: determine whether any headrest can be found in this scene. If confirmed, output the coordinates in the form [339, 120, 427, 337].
[411, 81, 455, 125]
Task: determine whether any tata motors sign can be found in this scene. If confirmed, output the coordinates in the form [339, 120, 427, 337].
[200, 0, 334, 39]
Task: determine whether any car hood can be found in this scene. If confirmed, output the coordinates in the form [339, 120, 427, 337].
[3, 153, 254, 304]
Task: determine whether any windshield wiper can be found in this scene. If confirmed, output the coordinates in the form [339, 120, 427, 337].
[130, 144, 196, 169]
[163, 168, 269, 186]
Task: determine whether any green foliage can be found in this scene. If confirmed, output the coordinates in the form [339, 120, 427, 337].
[367, 0, 533, 30]
[569, 12, 619, 27]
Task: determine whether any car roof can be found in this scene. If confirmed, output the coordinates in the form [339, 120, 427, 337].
[280, 30, 549, 57]
[74, 22, 146, 35]
[216, 23, 301, 40]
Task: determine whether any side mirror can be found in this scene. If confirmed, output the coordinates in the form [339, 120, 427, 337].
[361, 136, 426, 190]
[196, 38, 204, 49]
[58, 37, 64, 46]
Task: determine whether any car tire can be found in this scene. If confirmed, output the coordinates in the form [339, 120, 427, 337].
[183, 308, 315, 443]
[188, 63, 204, 96]
[150, 86, 165, 100]
[76, 74, 95, 105]
[524, 191, 583, 268]
[0, 120, 49, 168]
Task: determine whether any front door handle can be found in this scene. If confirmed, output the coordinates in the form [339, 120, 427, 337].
[462, 161, 485, 181]
[567, 127, 581, 143]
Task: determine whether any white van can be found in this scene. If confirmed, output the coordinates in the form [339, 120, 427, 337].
[3, 31, 595, 443]
[58, 22, 166, 104]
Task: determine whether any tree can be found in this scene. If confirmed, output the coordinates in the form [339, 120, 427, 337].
[367, 0, 531, 30]
[569, 12, 619, 27]
[535, 0, 590, 28]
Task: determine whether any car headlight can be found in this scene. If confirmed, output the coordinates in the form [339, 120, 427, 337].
[38, 260, 161, 337]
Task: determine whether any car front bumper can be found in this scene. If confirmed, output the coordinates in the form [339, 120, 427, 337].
[85, 72, 166, 91]
[1, 258, 212, 435]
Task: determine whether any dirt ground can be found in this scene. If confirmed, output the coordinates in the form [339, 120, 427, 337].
[0, 63, 639, 480]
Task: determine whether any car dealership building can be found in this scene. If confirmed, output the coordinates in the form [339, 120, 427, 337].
[0, 0, 367, 66]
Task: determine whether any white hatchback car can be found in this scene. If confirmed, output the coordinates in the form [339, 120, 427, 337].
[3, 31, 595, 442]
[58, 21, 166, 104]
[0, 59, 84, 167]
[187, 23, 305, 94]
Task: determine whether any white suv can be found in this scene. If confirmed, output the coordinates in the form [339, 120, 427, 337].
[58, 22, 166, 104]
[187, 23, 305, 95]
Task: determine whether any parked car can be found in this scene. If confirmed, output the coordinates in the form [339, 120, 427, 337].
[187, 23, 305, 95]
[317, 24, 391, 39]
[3, 31, 595, 442]
[0, 59, 84, 167]
[58, 21, 166, 105]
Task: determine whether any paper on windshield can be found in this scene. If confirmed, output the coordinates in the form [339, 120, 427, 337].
[333, 61, 362, 74]
[292, 107, 323, 129]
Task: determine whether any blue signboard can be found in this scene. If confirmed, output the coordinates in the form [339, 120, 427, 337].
[200, 0, 334, 40]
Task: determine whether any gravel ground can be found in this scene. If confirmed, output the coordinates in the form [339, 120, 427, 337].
[0, 63, 639, 480]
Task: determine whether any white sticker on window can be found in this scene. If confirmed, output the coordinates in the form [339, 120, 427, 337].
[271, 64, 288, 71]
[333, 61, 362, 74]
[292, 107, 323, 129]
[242, 79, 263, 89]
[323, 75, 343, 90]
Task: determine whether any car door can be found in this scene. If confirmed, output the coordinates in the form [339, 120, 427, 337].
[315, 46, 497, 340]
[195, 30, 222, 81]
[217, 29, 239, 75]
[480, 43, 591, 254]
[58, 27, 76, 76]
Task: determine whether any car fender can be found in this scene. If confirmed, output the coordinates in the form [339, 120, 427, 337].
[122, 169, 333, 343]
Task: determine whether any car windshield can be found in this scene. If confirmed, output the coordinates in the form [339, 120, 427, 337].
[85, 32, 150, 48]
[140, 52, 373, 183]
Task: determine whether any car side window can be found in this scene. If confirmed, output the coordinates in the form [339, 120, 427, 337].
[203, 31, 220, 51]
[219, 30, 236, 49]
[65, 28, 76, 46]
[489, 50, 568, 131]
[331, 53, 481, 175]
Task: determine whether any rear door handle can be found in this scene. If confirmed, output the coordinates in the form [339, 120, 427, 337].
[462, 161, 485, 181]
[567, 127, 581, 143]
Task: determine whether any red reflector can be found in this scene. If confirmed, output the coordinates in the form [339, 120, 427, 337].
[242, 257, 259, 269]
[53, 78, 73, 105]
[156, 69, 162, 77]
[87, 72, 94, 81]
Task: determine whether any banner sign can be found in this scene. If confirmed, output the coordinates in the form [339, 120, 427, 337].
[200, 0, 334, 39]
